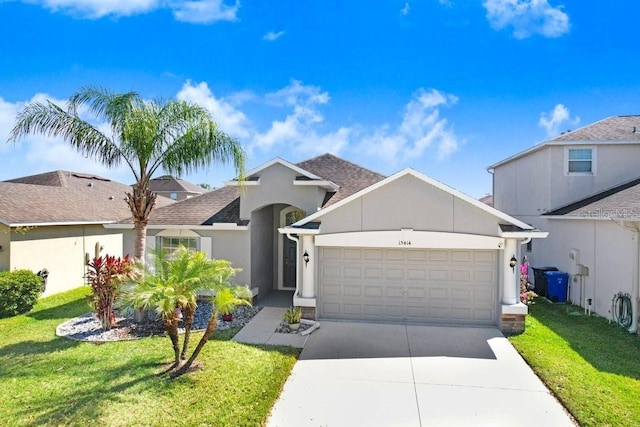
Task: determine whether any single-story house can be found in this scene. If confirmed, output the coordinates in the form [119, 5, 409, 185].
[110, 154, 547, 333]
[0, 170, 172, 295]
[146, 175, 208, 201]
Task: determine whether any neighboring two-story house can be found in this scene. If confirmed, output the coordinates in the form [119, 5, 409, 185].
[109, 153, 546, 333]
[489, 115, 640, 331]
[146, 175, 207, 201]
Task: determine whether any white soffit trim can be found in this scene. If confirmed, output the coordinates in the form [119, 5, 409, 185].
[294, 168, 533, 230]
[293, 180, 340, 191]
[500, 231, 549, 239]
[9, 220, 115, 227]
[278, 227, 320, 235]
[105, 223, 248, 231]
[315, 230, 505, 250]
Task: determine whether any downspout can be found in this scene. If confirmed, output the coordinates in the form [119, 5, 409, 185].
[284, 233, 300, 298]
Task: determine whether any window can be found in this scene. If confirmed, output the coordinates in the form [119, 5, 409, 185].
[160, 237, 198, 256]
[567, 148, 594, 174]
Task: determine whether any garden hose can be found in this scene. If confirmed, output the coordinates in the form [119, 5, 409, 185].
[611, 292, 633, 329]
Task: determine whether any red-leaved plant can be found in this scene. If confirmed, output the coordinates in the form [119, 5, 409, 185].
[86, 254, 135, 330]
[520, 260, 537, 305]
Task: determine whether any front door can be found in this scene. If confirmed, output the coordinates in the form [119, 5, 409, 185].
[280, 208, 306, 290]
[283, 236, 297, 288]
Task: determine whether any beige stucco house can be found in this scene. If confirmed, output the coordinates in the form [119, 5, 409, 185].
[146, 175, 208, 201]
[489, 115, 640, 332]
[111, 154, 546, 333]
[0, 170, 172, 296]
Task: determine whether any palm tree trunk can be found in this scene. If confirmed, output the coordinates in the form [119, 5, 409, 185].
[133, 220, 147, 263]
[180, 304, 196, 360]
[172, 311, 218, 377]
[163, 314, 181, 370]
[127, 186, 157, 262]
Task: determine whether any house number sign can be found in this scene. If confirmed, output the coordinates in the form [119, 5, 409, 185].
[398, 240, 412, 246]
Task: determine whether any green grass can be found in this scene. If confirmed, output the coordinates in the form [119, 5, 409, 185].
[0, 287, 299, 427]
[509, 299, 640, 427]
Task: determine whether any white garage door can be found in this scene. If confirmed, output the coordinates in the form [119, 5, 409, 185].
[318, 247, 498, 325]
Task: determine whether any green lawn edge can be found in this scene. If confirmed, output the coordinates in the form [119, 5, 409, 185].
[0, 287, 299, 427]
[509, 299, 640, 427]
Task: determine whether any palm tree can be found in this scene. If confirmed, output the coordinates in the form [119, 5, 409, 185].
[9, 86, 244, 261]
[123, 246, 251, 374]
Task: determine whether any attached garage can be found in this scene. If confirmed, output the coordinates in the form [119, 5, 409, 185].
[280, 168, 548, 333]
[318, 247, 498, 325]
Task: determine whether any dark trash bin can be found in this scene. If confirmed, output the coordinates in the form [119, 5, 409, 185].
[531, 267, 558, 297]
[545, 271, 569, 303]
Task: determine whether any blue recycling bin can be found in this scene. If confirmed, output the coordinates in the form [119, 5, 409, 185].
[545, 271, 569, 303]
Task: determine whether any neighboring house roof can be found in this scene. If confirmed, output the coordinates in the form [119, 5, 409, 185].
[479, 194, 493, 207]
[0, 171, 172, 226]
[146, 175, 206, 195]
[123, 153, 386, 227]
[488, 115, 640, 170]
[544, 176, 640, 219]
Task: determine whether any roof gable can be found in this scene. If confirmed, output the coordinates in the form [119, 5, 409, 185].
[295, 168, 533, 230]
[147, 175, 206, 194]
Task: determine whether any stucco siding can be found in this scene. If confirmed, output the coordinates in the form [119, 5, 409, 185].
[319, 175, 502, 236]
[204, 230, 250, 286]
[9, 225, 123, 296]
[250, 206, 274, 296]
[494, 144, 640, 216]
[0, 224, 10, 271]
[523, 217, 635, 318]
[239, 163, 325, 220]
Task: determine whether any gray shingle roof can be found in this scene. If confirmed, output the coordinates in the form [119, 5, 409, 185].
[141, 186, 240, 225]
[544, 177, 640, 218]
[552, 115, 640, 142]
[136, 154, 386, 226]
[0, 171, 172, 225]
[146, 175, 207, 194]
[296, 153, 386, 206]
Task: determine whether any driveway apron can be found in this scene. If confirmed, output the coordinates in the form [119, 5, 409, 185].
[267, 321, 575, 427]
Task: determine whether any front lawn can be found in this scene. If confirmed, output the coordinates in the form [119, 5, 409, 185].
[0, 287, 299, 427]
[509, 299, 640, 427]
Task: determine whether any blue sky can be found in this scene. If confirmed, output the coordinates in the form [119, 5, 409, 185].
[1, 0, 639, 198]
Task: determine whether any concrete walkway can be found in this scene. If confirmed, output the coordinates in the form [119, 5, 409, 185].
[266, 321, 576, 427]
[232, 307, 308, 348]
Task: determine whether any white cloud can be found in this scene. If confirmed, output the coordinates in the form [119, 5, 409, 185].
[400, 2, 410, 16]
[263, 31, 285, 41]
[176, 80, 252, 138]
[359, 88, 461, 163]
[483, 0, 570, 39]
[171, 0, 239, 24]
[18, 0, 239, 23]
[538, 103, 579, 137]
[252, 80, 347, 155]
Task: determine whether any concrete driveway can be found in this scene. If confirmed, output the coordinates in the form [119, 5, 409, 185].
[267, 321, 575, 427]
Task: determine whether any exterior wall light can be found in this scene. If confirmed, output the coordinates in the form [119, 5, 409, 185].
[303, 251, 310, 267]
[509, 255, 517, 271]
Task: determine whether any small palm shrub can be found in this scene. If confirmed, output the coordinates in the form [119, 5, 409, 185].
[0, 270, 42, 318]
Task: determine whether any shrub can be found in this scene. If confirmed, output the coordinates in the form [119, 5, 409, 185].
[86, 254, 135, 330]
[0, 270, 42, 318]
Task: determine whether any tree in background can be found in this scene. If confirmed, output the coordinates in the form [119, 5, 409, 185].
[9, 86, 244, 261]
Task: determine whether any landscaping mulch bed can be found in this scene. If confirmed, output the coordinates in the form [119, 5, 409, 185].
[57, 303, 261, 342]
